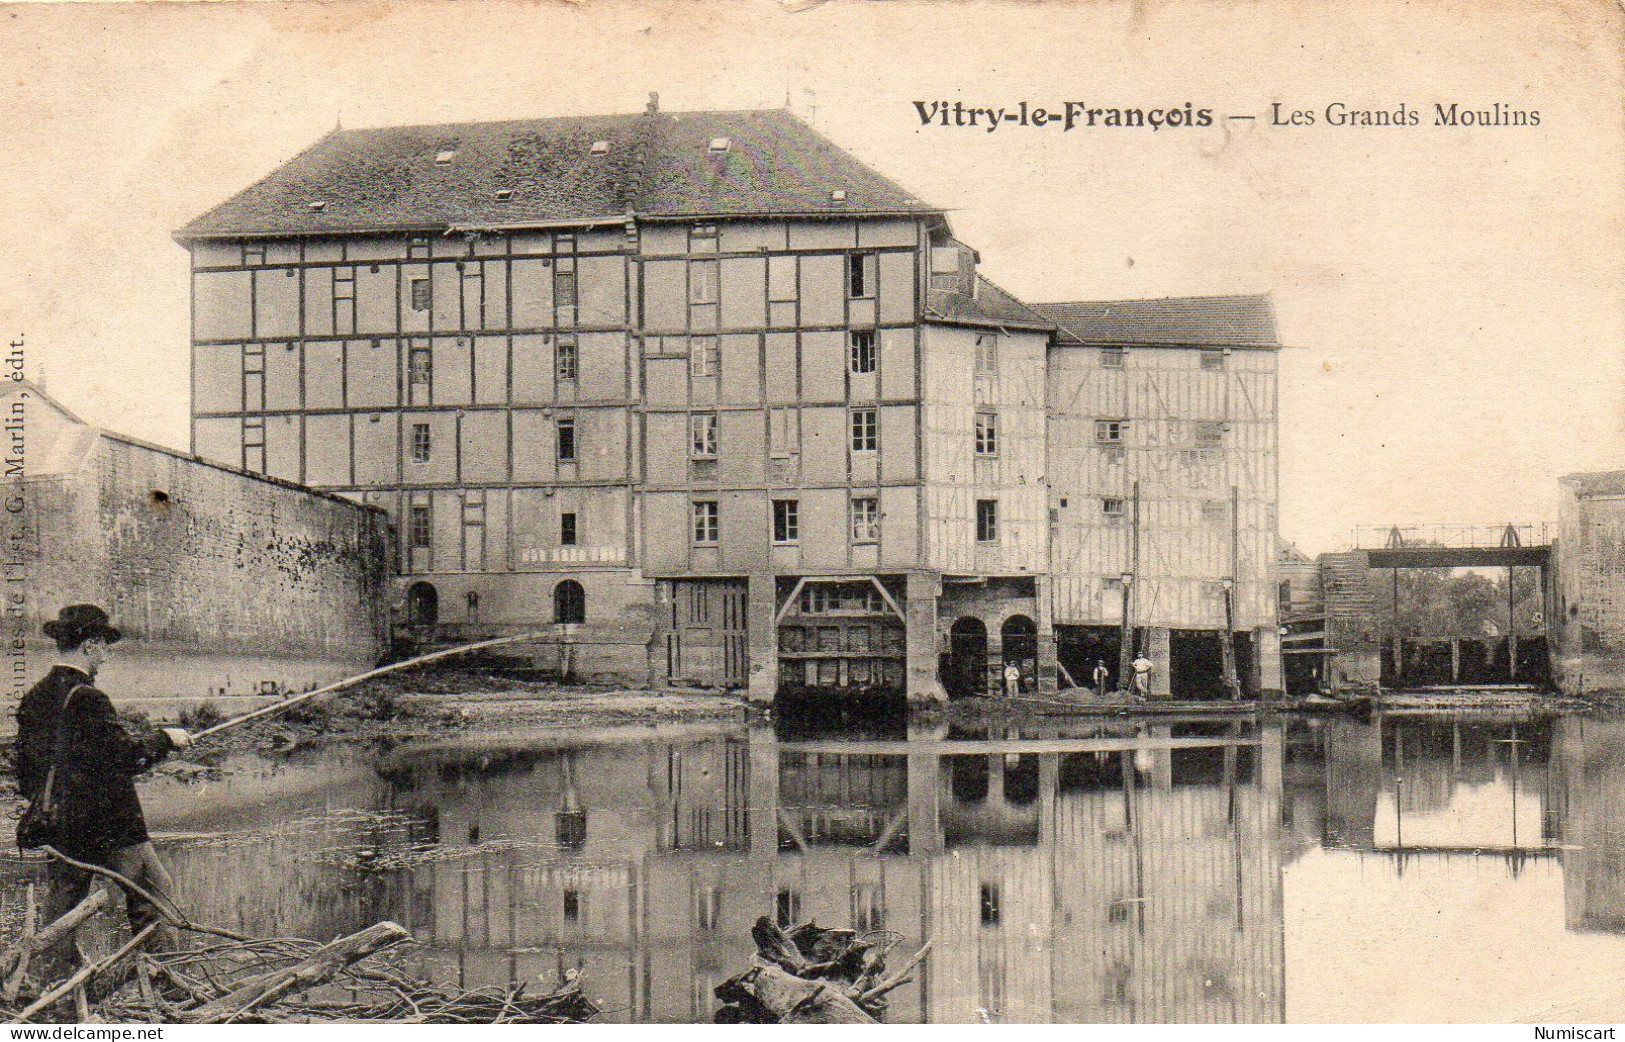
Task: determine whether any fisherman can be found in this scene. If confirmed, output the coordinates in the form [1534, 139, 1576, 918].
[1131, 652, 1154, 697]
[16, 605, 192, 954]
[1092, 659, 1110, 698]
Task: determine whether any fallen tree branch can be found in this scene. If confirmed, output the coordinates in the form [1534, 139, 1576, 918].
[40, 846, 247, 943]
[10, 922, 160, 1023]
[179, 921, 411, 1024]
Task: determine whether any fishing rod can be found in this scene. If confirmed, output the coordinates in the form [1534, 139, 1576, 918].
[189, 631, 551, 742]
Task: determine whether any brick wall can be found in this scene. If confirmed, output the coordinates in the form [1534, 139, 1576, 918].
[9, 432, 390, 699]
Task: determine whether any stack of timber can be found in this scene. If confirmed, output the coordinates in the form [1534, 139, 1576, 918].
[714, 916, 930, 1024]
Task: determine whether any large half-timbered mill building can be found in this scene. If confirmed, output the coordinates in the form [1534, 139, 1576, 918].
[178, 98, 1281, 701]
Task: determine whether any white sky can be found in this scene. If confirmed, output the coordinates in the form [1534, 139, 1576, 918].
[0, 0, 1619, 553]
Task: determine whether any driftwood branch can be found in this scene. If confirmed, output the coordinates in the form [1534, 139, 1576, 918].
[0, 884, 41, 1001]
[180, 921, 412, 1024]
[749, 965, 876, 1024]
[10, 922, 160, 1023]
[40, 846, 247, 943]
[858, 940, 932, 1003]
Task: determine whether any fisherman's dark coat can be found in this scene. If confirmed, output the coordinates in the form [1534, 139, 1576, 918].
[16, 665, 174, 859]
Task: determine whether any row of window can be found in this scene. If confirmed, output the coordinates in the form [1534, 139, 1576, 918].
[691, 496, 1002, 546]
[1096, 347, 1230, 370]
[334, 248, 883, 320]
[407, 505, 577, 550]
[1093, 419, 1226, 446]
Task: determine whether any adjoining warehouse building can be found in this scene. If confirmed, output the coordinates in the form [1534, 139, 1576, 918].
[1556, 470, 1625, 694]
[176, 97, 1282, 702]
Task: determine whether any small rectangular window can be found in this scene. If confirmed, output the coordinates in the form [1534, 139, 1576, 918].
[846, 253, 876, 299]
[696, 887, 722, 931]
[1102, 347, 1125, 368]
[1102, 497, 1125, 518]
[772, 499, 799, 544]
[980, 883, 1002, 926]
[689, 259, 719, 305]
[767, 256, 798, 302]
[850, 408, 878, 452]
[1095, 419, 1125, 444]
[554, 265, 577, 308]
[769, 408, 799, 457]
[849, 330, 877, 374]
[692, 501, 719, 544]
[556, 337, 579, 381]
[410, 422, 431, 463]
[776, 888, 800, 929]
[689, 336, 719, 378]
[850, 497, 880, 543]
[409, 344, 432, 385]
[563, 890, 581, 922]
[560, 512, 578, 546]
[976, 499, 998, 543]
[853, 884, 885, 931]
[1202, 499, 1229, 521]
[975, 334, 998, 375]
[1201, 349, 1226, 370]
[975, 411, 999, 456]
[556, 417, 576, 462]
[690, 412, 718, 459]
[690, 222, 719, 251]
[410, 278, 431, 312]
[409, 505, 431, 548]
[1194, 421, 1225, 448]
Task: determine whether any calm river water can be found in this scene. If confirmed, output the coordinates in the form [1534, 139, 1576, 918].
[59, 711, 1625, 1023]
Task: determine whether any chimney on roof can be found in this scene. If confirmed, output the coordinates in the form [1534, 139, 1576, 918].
[646, 92, 660, 115]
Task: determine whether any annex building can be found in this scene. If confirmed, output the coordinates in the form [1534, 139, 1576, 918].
[177, 97, 1281, 702]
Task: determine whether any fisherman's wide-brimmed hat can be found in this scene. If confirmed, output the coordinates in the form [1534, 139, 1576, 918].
[42, 604, 122, 645]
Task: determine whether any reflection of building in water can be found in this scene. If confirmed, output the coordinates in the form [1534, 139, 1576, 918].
[146, 723, 1287, 1024]
[1552, 719, 1625, 933]
[1298, 716, 1561, 868]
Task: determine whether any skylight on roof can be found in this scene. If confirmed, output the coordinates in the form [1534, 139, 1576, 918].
[708, 137, 731, 153]
[830, 189, 848, 203]
[590, 140, 611, 155]
[307, 201, 327, 212]
[494, 189, 514, 202]
[435, 150, 458, 164]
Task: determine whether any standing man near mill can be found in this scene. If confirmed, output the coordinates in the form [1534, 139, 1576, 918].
[16, 605, 192, 954]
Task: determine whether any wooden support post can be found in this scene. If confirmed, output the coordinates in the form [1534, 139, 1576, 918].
[1118, 480, 1140, 692]
[1221, 485, 1241, 700]
[1505, 565, 1517, 677]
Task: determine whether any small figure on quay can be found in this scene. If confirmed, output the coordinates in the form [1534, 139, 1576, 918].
[1092, 659, 1110, 699]
[1003, 660, 1021, 698]
[15, 604, 192, 959]
[1131, 652, 1154, 697]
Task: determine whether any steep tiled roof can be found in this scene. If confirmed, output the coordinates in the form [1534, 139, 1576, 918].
[926, 276, 1056, 332]
[1561, 471, 1625, 497]
[1032, 295, 1280, 348]
[178, 108, 935, 239]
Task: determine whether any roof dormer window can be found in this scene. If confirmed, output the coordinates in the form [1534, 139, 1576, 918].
[707, 137, 731, 153]
[590, 140, 611, 155]
[435, 149, 458, 164]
